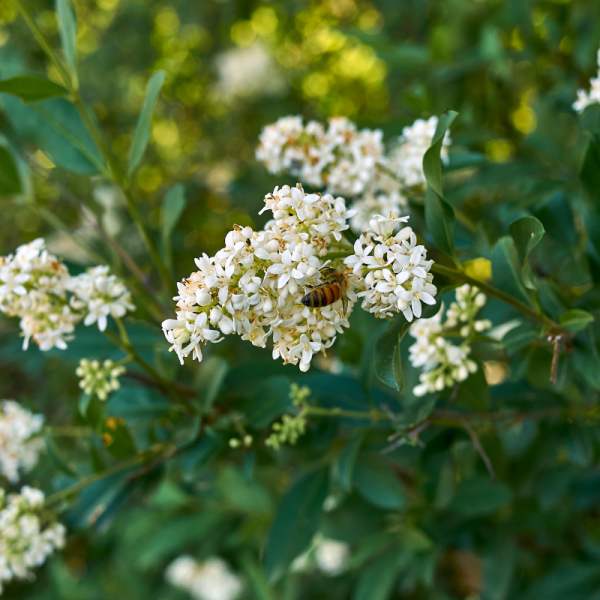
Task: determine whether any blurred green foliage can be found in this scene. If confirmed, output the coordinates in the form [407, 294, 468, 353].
[2, 0, 600, 599]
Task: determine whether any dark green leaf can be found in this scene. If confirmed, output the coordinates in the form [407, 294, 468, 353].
[573, 330, 600, 390]
[0, 146, 22, 195]
[492, 236, 532, 305]
[336, 430, 365, 492]
[508, 215, 544, 289]
[424, 186, 458, 260]
[101, 417, 137, 460]
[45, 432, 77, 476]
[55, 0, 78, 73]
[193, 355, 228, 412]
[161, 184, 187, 270]
[580, 133, 600, 200]
[422, 110, 459, 197]
[0, 95, 103, 173]
[353, 548, 404, 600]
[449, 475, 512, 515]
[246, 376, 292, 428]
[502, 321, 540, 353]
[128, 71, 166, 175]
[181, 428, 225, 473]
[455, 367, 490, 412]
[0, 76, 67, 103]
[239, 552, 274, 600]
[375, 319, 409, 391]
[265, 469, 328, 578]
[559, 309, 594, 333]
[354, 457, 405, 509]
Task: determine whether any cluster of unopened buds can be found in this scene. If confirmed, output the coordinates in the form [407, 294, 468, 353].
[76, 359, 126, 401]
[408, 284, 491, 396]
[166, 556, 243, 600]
[0, 487, 66, 595]
[0, 400, 44, 483]
[163, 184, 438, 372]
[256, 115, 450, 231]
[0, 239, 134, 351]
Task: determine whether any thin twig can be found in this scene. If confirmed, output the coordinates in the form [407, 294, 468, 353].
[463, 421, 496, 484]
[549, 334, 562, 385]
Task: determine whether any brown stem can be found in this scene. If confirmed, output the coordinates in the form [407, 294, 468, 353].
[463, 421, 496, 484]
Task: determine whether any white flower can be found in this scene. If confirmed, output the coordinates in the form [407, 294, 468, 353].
[163, 186, 355, 372]
[315, 539, 350, 576]
[350, 191, 407, 232]
[0, 401, 44, 483]
[573, 48, 600, 113]
[0, 487, 65, 593]
[166, 556, 243, 600]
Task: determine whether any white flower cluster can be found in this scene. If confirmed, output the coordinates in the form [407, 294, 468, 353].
[166, 556, 243, 600]
[573, 48, 600, 113]
[386, 116, 451, 190]
[76, 359, 126, 401]
[0, 401, 44, 484]
[345, 214, 437, 321]
[0, 239, 134, 351]
[0, 486, 66, 595]
[214, 43, 286, 101]
[256, 116, 385, 198]
[163, 184, 358, 372]
[256, 115, 452, 232]
[408, 285, 491, 396]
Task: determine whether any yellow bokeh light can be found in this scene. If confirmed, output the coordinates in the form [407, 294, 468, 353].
[302, 72, 330, 98]
[137, 165, 163, 192]
[251, 7, 278, 36]
[231, 21, 256, 47]
[98, 0, 120, 10]
[152, 121, 180, 149]
[512, 105, 537, 134]
[154, 8, 180, 38]
[486, 139, 514, 163]
[464, 258, 493, 282]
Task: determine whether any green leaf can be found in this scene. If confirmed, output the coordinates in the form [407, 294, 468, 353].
[246, 376, 293, 428]
[423, 110, 459, 264]
[353, 548, 403, 600]
[0, 146, 22, 195]
[375, 318, 409, 391]
[492, 236, 532, 305]
[508, 215, 544, 289]
[573, 330, 600, 390]
[161, 184, 187, 271]
[239, 552, 274, 600]
[502, 321, 540, 353]
[354, 457, 405, 509]
[455, 367, 490, 412]
[0, 76, 67, 103]
[45, 432, 77, 476]
[128, 71, 166, 175]
[423, 110, 459, 197]
[55, 0, 77, 73]
[193, 355, 229, 412]
[449, 475, 512, 515]
[580, 133, 600, 200]
[101, 417, 137, 460]
[0, 95, 103, 173]
[265, 468, 328, 578]
[559, 309, 594, 333]
[336, 430, 365, 492]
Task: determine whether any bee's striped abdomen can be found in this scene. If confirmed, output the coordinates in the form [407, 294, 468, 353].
[302, 284, 341, 308]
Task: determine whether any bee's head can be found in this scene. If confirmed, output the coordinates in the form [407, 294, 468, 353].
[301, 294, 312, 307]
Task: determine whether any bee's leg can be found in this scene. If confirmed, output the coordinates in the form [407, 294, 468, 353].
[342, 295, 348, 316]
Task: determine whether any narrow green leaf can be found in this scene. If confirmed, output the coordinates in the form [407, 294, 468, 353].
[423, 110, 459, 263]
[354, 457, 405, 509]
[336, 430, 365, 492]
[265, 469, 328, 578]
[0, 76, 67, 103]
[45, 432, 77, 476]
[424, 186, 457, 259]
[375, 318, 409, 391]
[55, 0, 77, 73]
[353, 548, 404, 600]
[559, 309, 594, 333]
[508, 216, 545, 289]
[239, 552, 275, 600]
[580, 133, 600, 200]
[491, 236, 532, 305]
[0, 146, 22, 195]
[449, 475, 512, 515]
[422, 110, 459, 197]
[161, 184, 187, 271]
[128, 71, 166, 175]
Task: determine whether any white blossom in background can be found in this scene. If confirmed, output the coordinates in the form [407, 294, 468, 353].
[68, 266, 135, 332]
[350, 191, 408, 232]
[345, 213, 437, 322]
[573, 48, 600, 113]
[0, 486, 66, 595]
[315, 538, 350, 576]
[166, 556, 243, 600]
[385, 116, 451, 190]
[215, 43, 286, 101]
[408, 284, 491, 396]
[163, 184, 359, 372]
[0, 239, 135, 351]
[256, 116, 385, 197]
[0, 401, 44, 483]
[76, 359, 126, 401]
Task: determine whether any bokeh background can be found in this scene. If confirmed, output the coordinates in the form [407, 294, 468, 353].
[2, 0, 600, 598]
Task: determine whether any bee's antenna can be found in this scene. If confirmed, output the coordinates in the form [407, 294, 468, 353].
[319, 260, 332, 270]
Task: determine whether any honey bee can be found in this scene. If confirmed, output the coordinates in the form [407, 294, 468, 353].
[301, 267, 349, 315]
